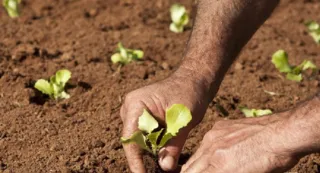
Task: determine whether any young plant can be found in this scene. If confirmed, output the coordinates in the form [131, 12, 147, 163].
[169, 4, 189, 33]
[305, 21, 320, 44]
[3, 0, 21, 18]
[111, 42, 144, 64]
[121, 104, 192, 155]
[240, 107, 272, 118]
[34, 69, 71, 100]
[272, 50, 317, 82]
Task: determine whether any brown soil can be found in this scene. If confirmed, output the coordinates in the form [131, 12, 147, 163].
[0, 0, 320, 172]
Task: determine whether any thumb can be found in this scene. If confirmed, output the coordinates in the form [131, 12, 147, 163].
[158, 129, 189, 172]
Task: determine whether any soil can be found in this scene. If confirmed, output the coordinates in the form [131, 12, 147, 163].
[0, 0, 320, 173]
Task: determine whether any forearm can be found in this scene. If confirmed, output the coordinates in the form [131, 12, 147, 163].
[174, 0, 279, 99]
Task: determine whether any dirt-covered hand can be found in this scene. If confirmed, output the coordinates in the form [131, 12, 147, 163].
[181, 115, 300, 173]
[120, 71, 212, 173]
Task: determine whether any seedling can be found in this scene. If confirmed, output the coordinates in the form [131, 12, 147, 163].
[306, 21, 320, 44]
[240, 107, 272, 118]
[111, 42, 144, 64]
[272, 50, 317, 82]
[34, 69, 71, 100]
[169, 4, 189, 33]
[121, 104, 192, 155]
[2, 0, 21, 18]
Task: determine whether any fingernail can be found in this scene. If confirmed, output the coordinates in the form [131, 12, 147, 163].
[159, 155, 176, 171]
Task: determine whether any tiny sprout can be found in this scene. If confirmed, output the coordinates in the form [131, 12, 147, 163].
[272, 50, 317, 82]
[111, 42, 144, 64]
[170, 4, 189, 33]
[240, 107, 272, 118]
[121, 104, 192, 155]
[34, 69, 71, 100]
[305, 21, 320, 44]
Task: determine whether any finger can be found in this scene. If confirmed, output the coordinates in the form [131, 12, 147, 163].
[121, 108, 146, 173]
[122, 143, 146, 173]
[182, 155, 210, 173]
[158, 128, 189, 172]
[181, 141, 209, 172]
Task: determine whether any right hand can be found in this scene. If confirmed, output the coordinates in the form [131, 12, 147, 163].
[120, 70, 213, 172]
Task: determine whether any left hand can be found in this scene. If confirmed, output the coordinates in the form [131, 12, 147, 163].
[181, 114, 300, 173]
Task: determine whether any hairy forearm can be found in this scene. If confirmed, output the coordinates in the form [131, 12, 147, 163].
[174, 0, 279, 100]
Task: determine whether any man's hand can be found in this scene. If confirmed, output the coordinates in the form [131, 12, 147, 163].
[181, 115, 300, 173]
[120, 71, 213, 173]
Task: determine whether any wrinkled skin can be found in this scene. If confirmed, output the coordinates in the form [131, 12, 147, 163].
[181, 115, 299, 173]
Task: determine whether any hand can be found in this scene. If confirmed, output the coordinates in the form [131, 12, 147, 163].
[181, 114, 300, 173]
[120, 70, 214, 173]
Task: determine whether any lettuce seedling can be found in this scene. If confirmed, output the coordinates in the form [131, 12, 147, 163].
[240, 107, 272, 118]
[272, 50, 317, 82]
[306, 21, 320, 44]
[169, 4, 189, 33]
[111, 42, 144, 64]
[3, 0, 21, 18]
[121, 104, 192, 155]
[34, 69, 71, 100]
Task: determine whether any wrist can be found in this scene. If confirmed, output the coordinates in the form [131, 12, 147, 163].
[172, 65, 221, 102]
[270, 96, 320, 158]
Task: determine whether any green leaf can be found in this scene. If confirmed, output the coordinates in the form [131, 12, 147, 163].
[3, 0, 20, 18]
[111, 43, 144, 64]
[272, 50, 292, 73]
[138, 109, 159, 133]
[159, 133, 173, 148]
[170, 23, 184, 33]
[132, 50, 144, 59]
[121, 131, 152, 153]
[59, 91, 70, 99]
[240, 107, 272, 118]
[286, 73, 303, 82]
[34, 79, 53, 96]
[111, 53, 123, 64]
[147, 128, 163, 148]
[301, 60, 317, 71]
[165, 104, 192, 136]
[306, 21, 320, 44]
[170, 4, 186, 24]
[55, 69, 71, 87]
[170, 4, 189, 33]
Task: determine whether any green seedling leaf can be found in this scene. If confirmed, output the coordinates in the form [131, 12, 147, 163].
[55, 69, 71, 87]
[272, 50, 292, 73]
[306, 21, 320, 44]
[121, 104, 192, 155]
[301, 60, 317, 71]
[111, 53, 123, 64]
[170, 23, 184, 33]
[34, 69, 72, 100]
[170, 4, 189, 33]
[166, 104, 192, 136]
[159, 133, 173, 148]
[272, 50, 318, 82]
[121, 131, 152, 153]
[111, 42, 144, 64]
[3, 0, 21, 18]
[147, 129, 163, 147]
[286, 73, 302, 82]
[34, 79, 53, 96]
[240, 107, 272, 118]
[138, 109, 159, 133]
